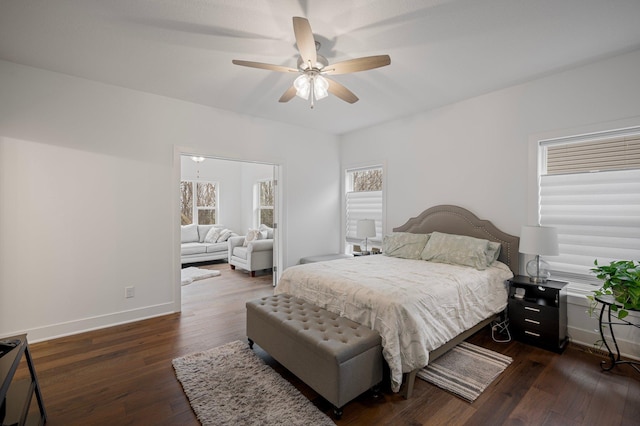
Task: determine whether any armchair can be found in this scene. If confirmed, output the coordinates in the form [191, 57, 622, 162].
[228, 235, 274, 277]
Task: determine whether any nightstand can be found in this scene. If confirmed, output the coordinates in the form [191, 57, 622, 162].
[508, 275, 568, 353]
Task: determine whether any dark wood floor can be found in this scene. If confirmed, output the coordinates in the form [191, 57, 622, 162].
[16, 262, 640, 425]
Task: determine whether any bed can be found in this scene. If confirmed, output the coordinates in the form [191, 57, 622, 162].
[274, 205, 519, 396]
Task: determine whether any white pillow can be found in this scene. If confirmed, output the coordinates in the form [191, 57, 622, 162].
[216, 229, 233, 243]
[181, 224, 199, 243]
[243, 229, 262, 247]
[259, 224, 274, 239]
[204, 227, 222, 243]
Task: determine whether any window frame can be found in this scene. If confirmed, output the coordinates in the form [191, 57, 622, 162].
[256, 178, 274, 228]
[533, 126, 640, 285]
[180, 179, 219, 225]
[344, 164, 385, 252]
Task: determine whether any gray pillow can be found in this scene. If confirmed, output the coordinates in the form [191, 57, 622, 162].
[420, 232, 496, 270]
[383, 232, 430, 260]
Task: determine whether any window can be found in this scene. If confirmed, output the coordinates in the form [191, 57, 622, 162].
[257, 179, 274, 227]
[180, 180, 218, 225]
[537, 128, 640, 282]
[345, 166, 383, 249]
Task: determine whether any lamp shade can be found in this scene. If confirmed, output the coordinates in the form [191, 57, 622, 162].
[519, 226, 559, 256]
[356, 219, 376, 239]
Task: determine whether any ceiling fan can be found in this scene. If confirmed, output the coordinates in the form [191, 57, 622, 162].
[232, 17, 391, 108]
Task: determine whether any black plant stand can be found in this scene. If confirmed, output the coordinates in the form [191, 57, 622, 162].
[595, 294, 640, 374]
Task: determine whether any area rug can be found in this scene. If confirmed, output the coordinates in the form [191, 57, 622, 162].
[172, 340, 335, 426]
[180, 267, 220, 285]
[417, 342, 512, 402]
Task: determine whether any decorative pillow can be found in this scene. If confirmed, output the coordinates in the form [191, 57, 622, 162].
[486, 241, 502, 265]
[420, 232, 494, 270]
[204, 227, 222, 243]
[216, 229, 233, 243]
[181, 224, 199, 243]
[382, 232, 430, 260]
[243, 229, 262, 247]
[259, 224, 274, 239]
[197, 224, 216, 242]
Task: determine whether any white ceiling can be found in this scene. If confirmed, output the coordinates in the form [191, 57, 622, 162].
[2, 0, 640, 135]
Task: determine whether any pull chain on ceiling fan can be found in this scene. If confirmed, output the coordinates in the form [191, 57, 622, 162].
[232, 17, 391, 109]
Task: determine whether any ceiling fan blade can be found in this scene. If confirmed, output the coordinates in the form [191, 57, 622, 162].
[326, 78, 359, 104]
[279, 86, 297, 103]
[232, 60, 297, 73]
[323, 55, 391, 75]
[292, 17, 317, 68]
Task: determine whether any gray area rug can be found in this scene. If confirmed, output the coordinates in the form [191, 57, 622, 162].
[417, 342, 512, 402]
[172, 340, 335, 426]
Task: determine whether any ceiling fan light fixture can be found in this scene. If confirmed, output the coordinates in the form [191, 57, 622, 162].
[314, 74, 329, 100]
[294, 74, 311, 99]
[232, 17, 390, 107]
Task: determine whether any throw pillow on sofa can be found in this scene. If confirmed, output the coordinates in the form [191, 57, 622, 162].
[243, 229, 262, 247]
[181, 224, 199, 243]
[217, 229, 233, 243]
[259, 224, 274, 239]
[204, 227, 222, 243]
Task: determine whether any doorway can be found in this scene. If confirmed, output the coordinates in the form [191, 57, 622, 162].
[177, 153, 282, 307]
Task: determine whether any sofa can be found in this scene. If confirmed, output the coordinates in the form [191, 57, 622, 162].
[228, 225, 274, 277]
[181, 224, 237, 264]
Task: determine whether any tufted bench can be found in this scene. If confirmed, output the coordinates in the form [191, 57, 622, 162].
[246, 293, 383, 418]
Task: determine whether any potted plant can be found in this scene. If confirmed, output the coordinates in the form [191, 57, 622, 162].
[589, 260, 640, 319]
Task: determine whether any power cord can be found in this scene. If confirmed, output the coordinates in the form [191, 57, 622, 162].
[491, 318, 511, 343]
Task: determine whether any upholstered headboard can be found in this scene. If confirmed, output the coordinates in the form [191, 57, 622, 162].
[393, 205, 520, 275]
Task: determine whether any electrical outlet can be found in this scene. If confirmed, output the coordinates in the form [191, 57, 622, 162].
[125, 286, 135, 298]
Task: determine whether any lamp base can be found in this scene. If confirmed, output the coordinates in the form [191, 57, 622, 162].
[526, 257, 551, 283]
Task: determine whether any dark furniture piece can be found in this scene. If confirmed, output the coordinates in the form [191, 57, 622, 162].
[0, 334, 46, 425]
[508, 275, 568, 353]
[595, 294, 640, 374]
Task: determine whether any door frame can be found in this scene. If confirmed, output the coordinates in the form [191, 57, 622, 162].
[173, 146, 283, 311]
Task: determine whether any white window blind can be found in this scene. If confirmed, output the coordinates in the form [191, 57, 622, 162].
[539, 128, 640, 281]
[345, 190, 383, 243]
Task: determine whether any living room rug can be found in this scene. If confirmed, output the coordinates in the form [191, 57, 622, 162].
[172, 340, 335, 426]
[417, 342, 512, 402]
[180, 267, 220, 285]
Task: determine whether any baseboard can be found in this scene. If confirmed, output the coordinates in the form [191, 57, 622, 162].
[14, 303, 177, 343]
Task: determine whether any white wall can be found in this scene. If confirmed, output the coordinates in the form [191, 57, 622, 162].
[0, 60, 340, 341]
[340, 49, 640, 357]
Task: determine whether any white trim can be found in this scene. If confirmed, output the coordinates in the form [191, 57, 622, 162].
[539, 125, 640, 147]
[14, 303, 175, 344]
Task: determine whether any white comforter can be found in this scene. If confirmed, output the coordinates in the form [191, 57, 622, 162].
[274, 255, 512, 392]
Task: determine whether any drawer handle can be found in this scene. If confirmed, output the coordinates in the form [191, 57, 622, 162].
[525, 330, 540, 337]
[524, 306, 540, 312]
[525, 319, 540, 325]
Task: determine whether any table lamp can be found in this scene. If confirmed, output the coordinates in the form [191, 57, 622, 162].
[519, 225, 559, 283]
[356, 219, 376, 255]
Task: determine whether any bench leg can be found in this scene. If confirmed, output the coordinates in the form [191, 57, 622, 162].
[333, 406, 343, 420]
[230, 264, 236, 270]
[250, 271, 256, 277]
[372, 383, 382, 398]
[248, 338, 254, 349]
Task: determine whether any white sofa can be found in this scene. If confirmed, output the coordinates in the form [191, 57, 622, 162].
[228, 225, 274, 277]
[181, 224, 237, 264]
